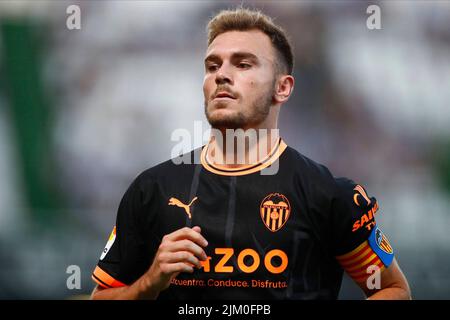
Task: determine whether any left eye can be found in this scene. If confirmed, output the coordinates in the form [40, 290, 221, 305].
[238, 63, 251, 68]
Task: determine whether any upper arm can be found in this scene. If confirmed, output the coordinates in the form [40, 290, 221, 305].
[332, 178, 396, 284]
[356, 257, 411, 299]
[329, 178, 411, 299]
[91, 175, 151, 289]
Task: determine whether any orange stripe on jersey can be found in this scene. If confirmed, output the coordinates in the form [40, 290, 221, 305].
[347, 256, 381, 278]
[92, 266, 126, 288]
[200, 138, 288, 176]
[345, 253, 378, 273]
[91, 275, 111, 289]
[353, 258, 384, 277]
[336, 241, 368, 262]
[353, 262, 385, 283]
[336, 241, 387, 284]
[336, 243, 371, 267]
[344, 248, 375, 270]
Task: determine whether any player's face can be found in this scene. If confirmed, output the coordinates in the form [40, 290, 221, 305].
[203, 30, 277, 130]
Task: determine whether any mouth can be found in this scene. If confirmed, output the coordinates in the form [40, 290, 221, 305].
[214, 91, 236, 100]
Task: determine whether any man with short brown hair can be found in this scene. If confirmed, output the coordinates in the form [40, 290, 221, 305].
[91, 8, 410, 300]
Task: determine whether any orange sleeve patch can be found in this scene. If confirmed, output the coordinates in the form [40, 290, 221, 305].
[92, 266, 126, 289]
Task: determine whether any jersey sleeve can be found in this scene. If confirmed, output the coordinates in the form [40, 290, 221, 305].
[91, 174, 151, 289]
[331, 177, 394, 283]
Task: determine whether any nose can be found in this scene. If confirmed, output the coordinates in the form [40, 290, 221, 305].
[215, 65, 233, 85]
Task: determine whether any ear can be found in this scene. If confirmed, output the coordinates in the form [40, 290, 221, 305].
[273, 75, 294, 104]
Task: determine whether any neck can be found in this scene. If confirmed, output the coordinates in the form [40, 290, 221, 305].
[207, 117, 280, 169]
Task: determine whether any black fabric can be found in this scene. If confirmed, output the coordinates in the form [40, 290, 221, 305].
[94, 144, 387, 300]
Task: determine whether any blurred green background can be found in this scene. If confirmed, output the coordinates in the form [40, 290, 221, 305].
[0, 0, 449, 299]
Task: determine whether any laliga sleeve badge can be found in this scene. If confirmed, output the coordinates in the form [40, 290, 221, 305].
[368, 226, 394, 267]
[100, 226, 116, 260]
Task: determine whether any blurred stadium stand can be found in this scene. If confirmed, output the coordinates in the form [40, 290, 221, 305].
[0, 0, 449, 299]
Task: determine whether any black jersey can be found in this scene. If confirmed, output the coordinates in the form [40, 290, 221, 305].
[92, 139, 394, 299]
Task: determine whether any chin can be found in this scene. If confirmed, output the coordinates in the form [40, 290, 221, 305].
[205, 101, 246, 128]
[207, 103, 231, 117]
[209, 107, 234, 116]
[207, 113, 245, 130]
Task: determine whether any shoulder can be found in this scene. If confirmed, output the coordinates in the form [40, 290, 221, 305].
[284, 146, 336, 186]
[117, 148, 200, 208]
[333, 177, 358, 196]
[333, 177, 374, 208]
[284, 147, 373, 209]
[133, 147, 201, 187]
[284, 146, 364, 192]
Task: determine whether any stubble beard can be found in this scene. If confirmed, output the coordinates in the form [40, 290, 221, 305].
[204, 86, 275, 130]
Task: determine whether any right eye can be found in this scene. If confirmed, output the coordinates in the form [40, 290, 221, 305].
[206, 64, 219, 72]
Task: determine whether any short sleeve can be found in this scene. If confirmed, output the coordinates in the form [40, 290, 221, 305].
[92, 175, 150, 288]
[331, 177, 394, 283]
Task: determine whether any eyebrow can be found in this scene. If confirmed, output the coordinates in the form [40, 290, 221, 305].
[204, 52, 259, 64]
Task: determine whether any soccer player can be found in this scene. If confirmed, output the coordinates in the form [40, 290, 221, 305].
[90, 8, 410, 300]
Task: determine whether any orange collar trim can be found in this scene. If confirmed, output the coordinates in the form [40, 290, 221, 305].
[200, 138, 287, 176]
